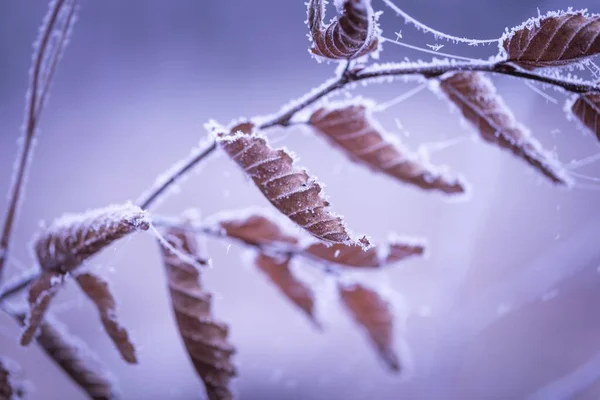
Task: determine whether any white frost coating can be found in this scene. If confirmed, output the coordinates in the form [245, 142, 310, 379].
[438, 72, 573, 186]
[2, 0, 77, 273]
[385, 233, 429, 260]
[212, 122, 365, 247]
[313, 96, 468, 194]
[203, 206, 315, 247]
[41, 202, 150, 232]
[149, 224, 208, 273]
[44, 313, 122, 397]
[498, 8, 598, 58]
[382, 38, 487, 62]
[381, 0, 499, 45]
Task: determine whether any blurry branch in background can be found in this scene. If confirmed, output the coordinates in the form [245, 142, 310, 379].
[0, 0, 77, 282]
[2, 0, 600, 399]
[527, 351, 600, 400]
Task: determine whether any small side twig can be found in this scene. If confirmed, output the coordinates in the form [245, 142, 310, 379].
[0, 269, 39, 302]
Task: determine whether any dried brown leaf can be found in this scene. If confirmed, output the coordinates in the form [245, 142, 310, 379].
[440, 71, 571, 185]
[76, 273, 137, 364]
[20, 271, 62, 346]
[0, 358, 24, 400]
[502, 10, 600, 69]
[36, 317, 120, 400]
[309, 102, 467, 194]
[307, 239, 424, 268]
[339, 283, 400, 371]
[34, 202, 150, 273]
[571, 92, 600, 140]
[217, 213, 299, 246]
[159, 227, 236, 400]
[213, 122, 364, 246]
[213, 212, 422, 268]
[255, 253, 320, 327]
[308, 0, 380, 60]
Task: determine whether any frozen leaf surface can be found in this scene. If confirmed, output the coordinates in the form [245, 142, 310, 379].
[309, 101, 466, 194]
[307, 0, 380, 60]
[216, 212, 299, 246]
[307, 239, 424, 268]
[34, 202, 150, 273]
[36, 317, 120, 400]
[213, 122, 364, 245]
[440, 72, 571, 185]
[159, 226, 236, 400]
[502, 10, 600, 69]
[571, 92, 600, 140]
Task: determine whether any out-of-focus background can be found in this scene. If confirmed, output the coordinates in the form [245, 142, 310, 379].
[1, 1, 600, 399]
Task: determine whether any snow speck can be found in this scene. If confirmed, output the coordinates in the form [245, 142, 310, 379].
[426, 44, 444, 52]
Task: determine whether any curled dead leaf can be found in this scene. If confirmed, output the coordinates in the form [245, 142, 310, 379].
[307, 0, 380, 60]
[309, 101, 467, 194]
[440, 71, 571, 185]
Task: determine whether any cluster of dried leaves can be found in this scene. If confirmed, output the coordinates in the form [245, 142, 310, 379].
[1, 0, 600, 399]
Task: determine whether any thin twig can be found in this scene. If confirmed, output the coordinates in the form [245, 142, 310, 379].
[138, 59, 599, 215]
[0, 269, 39, 302]
[0, 0, 70, 282]
[137, 140, 217, 210]
[353, 61, 600, 93]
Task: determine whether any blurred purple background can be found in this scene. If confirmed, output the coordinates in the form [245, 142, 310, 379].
[1, 1, 600, 399]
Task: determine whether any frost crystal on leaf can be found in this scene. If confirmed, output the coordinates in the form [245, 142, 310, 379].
[34, 202, 150, 273]
[439, 72, 572, 185]
[35, 316, 121, 400]
[159, 225, 236, 400]
[212, 121, 366, 246]
[501, 9, 600, 69]
[570, 92, 600, 141]
[307, 0, 381, 61]
[309, 99, 467, 194]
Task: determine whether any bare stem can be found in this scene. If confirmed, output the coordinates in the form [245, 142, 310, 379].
[0, 269, 39, 302]
[153, 217, 343, 275]
[0, 0, 71, 282]
[353, 60, 600, 94]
